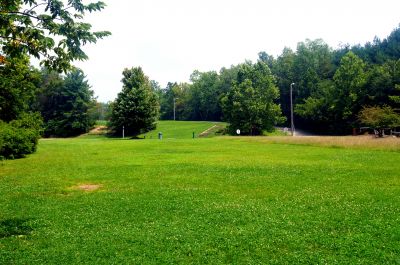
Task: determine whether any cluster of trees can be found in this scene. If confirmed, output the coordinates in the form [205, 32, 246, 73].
[1, 1, 399, 157]
[0, 55, 99, 158]
[275, 33, 400, 134]
[154, 61, 285, 135]
[0, 56, 43, 159]
[109, 61, 284, 137]
[157, 26, 400, 134]
[0, 0, 109, 158]
[37, 68, 97, 137]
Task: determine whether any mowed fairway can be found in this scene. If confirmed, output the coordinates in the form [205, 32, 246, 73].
[0, 136, 399, 264]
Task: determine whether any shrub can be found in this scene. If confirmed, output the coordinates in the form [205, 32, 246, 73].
[0, 113, 43, 159]
[358, 106, 400, 129]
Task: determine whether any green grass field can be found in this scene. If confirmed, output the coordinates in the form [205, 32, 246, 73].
[1, 132, 399, 263]
[138, 120, 226, 139]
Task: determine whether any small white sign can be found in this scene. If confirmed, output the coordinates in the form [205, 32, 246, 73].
[236, 129, 241, 135]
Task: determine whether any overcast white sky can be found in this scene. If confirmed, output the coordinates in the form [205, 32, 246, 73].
[74, 0, 400, 102]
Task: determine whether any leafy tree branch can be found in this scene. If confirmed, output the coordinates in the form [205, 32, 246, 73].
[0, 0, 111, 72]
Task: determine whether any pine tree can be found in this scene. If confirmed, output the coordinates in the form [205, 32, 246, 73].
[110, 67, 159, 136]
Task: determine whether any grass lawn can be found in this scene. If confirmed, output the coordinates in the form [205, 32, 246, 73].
[0, 135, 399, 264]
[138, 120, 226, 139]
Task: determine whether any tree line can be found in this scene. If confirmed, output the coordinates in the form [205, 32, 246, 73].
[1, 1, 399, 158]
[156, 26, 400, 135]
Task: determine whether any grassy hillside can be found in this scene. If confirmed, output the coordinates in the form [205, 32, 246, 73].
[139, 120, 226, 139]
[0, 136, 399, 263]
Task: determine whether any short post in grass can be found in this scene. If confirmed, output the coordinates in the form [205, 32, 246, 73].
[122, 126, 125, 139]
[158, 132, 162, 140]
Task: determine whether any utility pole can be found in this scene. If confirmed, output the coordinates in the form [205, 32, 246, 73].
[290, 83, 295, 136]
[173, 97, 178, 121]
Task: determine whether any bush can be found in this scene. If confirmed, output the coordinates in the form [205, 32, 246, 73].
[358, 106, 400, 128]
[0, 113, 43, 159]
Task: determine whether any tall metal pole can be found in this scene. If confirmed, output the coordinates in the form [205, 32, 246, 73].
[173, 98, 176, 121]
[290, 83, 295, 136]
[174, 97, 179, 121]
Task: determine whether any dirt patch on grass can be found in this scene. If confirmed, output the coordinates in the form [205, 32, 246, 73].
[88, 126, 108, 135]
[73, 184, 102, 192]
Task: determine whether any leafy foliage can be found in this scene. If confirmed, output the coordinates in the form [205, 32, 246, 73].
[158, 82, 189, 120]
[0, 0, 111, 72]
[358, 105, 400, 129]
[38, 68, 96, 137]
[221, 61, 284, 135]
[110, 67, 159, 136]
[0, 0, 110, 158]
[272, 26, 400, 134]
[0, 112, 42, 159]
[155, 27, 399, 135]
[0, 56, 42, 159]
[0, 56, 40, 122]
[188, 70, 222, 121]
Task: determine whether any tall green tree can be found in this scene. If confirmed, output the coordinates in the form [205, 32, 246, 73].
[38, 68, 95, 137]
[221, 61, 284, 135]
[258, 51, 275, 70]
[293, 39, 335, 99]
[274, 47, 296, 123]
[159, 82, 179, 120]
[0, 0, 110, 71]
[110, 67, 159, 136]
[332, 52, 367, 124]
[188, 70, 221, 121]
[295, 79, 336, 131]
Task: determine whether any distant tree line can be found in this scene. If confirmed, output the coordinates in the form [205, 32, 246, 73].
[153, 61, 285, 135]
[156, 26, 400, 134]
[1, 59, 99, 133]
[1, 12, 399, 158]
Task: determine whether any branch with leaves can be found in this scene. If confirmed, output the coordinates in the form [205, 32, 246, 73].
[0, 0, 111, 72]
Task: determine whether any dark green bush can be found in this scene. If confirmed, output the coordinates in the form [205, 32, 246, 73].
[0, 113, 43, 159]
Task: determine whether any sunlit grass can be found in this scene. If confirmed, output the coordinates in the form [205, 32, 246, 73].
[139, 120, 226, 139]
[0, 134, 399, 264]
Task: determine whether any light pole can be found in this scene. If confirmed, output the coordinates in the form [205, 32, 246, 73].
[290, 83, 295, 136]
[173, 97, 178, 121]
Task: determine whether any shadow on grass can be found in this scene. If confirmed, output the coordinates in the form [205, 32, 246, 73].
[0, 218, 34, 238]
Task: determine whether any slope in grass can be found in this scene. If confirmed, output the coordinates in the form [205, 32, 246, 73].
[140, 120, 226, 139]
